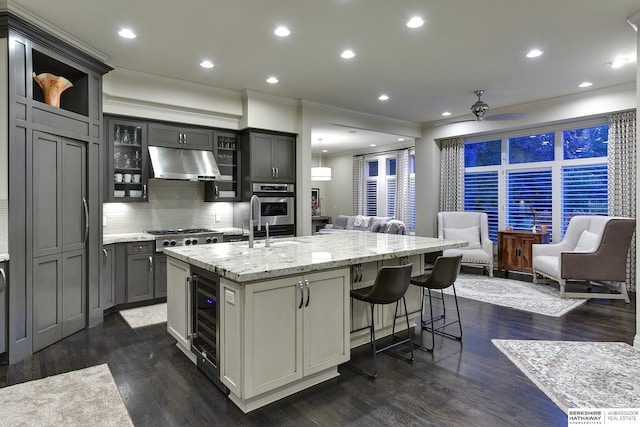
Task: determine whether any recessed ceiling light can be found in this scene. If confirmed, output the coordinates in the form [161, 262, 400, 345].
[398, 138, 405, 142]
[274, 26, 290, 37]
[378, 94, 389, 101]
[578, 81, 593, 88]
[526, 49, 543, 58]
[341, 49, 355, 59]
[266, 76, 279, 84]
[200, 60, 214, 69]
[406, 17, 424, 28]
[322, 149, 328, 153]
[370, 144, 376, 147]
[118, 28, 136, 39]
[442, 111, 452, 116]
[606, 57, 630, 69]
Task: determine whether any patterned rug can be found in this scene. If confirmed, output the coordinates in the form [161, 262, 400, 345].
[443, 273, 587, 317]
[119, 302, 167, 328]
[0, 364, 133, 426]
[492, 340, 640, 414]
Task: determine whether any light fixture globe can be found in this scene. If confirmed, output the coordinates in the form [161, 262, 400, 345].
[471, 89, 489, 121]
[311, 138, 332, 181]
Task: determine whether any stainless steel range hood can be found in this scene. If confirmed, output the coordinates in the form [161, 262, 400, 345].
[148, 146, 220, 181]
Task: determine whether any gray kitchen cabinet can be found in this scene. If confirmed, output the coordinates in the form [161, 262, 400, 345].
[6, 19, 109, 363]
[126, 242, 154, 303]
[154, 253, 167, 298]
[100, 245, 116, 310]
[32, 132, 88, 353]
[206, 130, 240, 201]
[105, 117, 148, 202]
[148, 122, 213, 150]
[0, 262, 7, 355]
[242, 131, 296, 184]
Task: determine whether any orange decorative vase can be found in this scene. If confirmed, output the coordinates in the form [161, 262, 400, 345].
[32, 72, 73, 108]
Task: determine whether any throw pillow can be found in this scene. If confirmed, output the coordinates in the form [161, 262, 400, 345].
[574, 230, 599, 252]
[332, 215, 348, 230]
[444, 226, 481, 249]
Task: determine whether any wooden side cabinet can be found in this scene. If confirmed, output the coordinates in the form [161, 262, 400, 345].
[498, 230, 549, 276]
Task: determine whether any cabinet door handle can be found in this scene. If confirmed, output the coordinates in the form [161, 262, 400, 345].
[214, 184, 219, 199]
[0, 268, 5, 291]
[149, 256, 153, 272]
[183, 133, 187, 144]
[179, 133, 183, 144]
[297, 280, 304, 309]
[143, 184, 147, 199]
[82, 197, 89, 247]
[271, 167, 275, 179]
[304, 279, 310, 307]
[102, 248, 108, 264]
[275, 167, 279, 178]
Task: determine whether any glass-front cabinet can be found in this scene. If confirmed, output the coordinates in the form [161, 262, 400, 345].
[106, 117, 148, 202]
[206, 131, 240, 201]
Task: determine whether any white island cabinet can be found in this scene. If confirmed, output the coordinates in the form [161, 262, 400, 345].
[165, 232, 466, 413]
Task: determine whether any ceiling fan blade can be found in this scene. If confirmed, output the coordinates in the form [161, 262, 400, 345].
[485, 113, 528, 121]
[434, 118, 475, 127]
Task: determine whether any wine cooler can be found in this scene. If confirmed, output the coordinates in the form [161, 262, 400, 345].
[190, 266, 229, 395]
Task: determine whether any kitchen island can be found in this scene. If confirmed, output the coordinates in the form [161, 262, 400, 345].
[164, 232, 466, 413]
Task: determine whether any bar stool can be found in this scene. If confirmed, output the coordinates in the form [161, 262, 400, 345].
[348, 263, 414, 379]
[410, 254, 463, 352]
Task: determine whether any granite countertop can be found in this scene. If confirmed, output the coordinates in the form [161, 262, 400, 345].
[164, 232, 467, 283]
[103, 232, 155, 245]
[0, 253, 8, 262]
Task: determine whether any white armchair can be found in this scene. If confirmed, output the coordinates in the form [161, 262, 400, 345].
[532, 215, 635, 302]
[438, 212, 494, 277]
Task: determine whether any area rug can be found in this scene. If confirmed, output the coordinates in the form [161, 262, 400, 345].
[119, 302, 167, 328]
[0, 364, 133, 426]
[442, 273, 587, 317]
[492, 340, 640, 414]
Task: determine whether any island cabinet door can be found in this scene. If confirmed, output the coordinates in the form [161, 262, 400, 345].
[381, 255, 424, 328]
[350, 261, 382, 338]
[243, 276, 303, 399]
[166, 258, 192, 350]
[302, 268, 350, 376]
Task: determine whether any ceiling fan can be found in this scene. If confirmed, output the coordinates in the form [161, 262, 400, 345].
[435, 90, 528, 126]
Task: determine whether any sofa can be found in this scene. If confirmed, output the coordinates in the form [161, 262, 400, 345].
[317, 215, 407, 235]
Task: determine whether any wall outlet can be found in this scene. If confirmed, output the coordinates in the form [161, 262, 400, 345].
[215, 213, 221, 222]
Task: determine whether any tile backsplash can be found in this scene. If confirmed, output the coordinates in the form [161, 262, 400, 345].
[103, 180, 234, 234]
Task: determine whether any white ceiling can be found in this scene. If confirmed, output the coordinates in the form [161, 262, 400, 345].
[10, 0, 639, 154]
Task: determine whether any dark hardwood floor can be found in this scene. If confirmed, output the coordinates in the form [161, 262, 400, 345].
[0, 284, 636, 426]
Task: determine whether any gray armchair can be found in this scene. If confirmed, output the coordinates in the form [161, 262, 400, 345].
[532, 215, 635, 302]
[438, 212, 494, 277]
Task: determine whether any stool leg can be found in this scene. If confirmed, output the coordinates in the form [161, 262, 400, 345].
[369, 303, 378, 378]
[402, 296, 414, 361]
[452, 284, 463, 340]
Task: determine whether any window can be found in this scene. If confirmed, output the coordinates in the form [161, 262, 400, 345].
[362, 151, 415, 232]
[464, 171, 499, 242]
[463, 121, 608, 242]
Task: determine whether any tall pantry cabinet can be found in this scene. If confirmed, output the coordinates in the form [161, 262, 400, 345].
[2, 13, 112, 362]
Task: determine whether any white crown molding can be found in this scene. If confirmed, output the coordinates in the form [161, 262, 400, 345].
[300, 99, 421, 128]
[3, 1, 111, 63]
[242, 89, 300, 107]
[110, 67, 242, 100]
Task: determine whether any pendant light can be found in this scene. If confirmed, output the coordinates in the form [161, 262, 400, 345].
[311, 138, 332, 181]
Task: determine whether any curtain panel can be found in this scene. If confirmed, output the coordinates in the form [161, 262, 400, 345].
[395, 149, 410, 226]
[608, 109, 636, 291]
[439, 137, 465, 212]
[352, 155, 365, 216]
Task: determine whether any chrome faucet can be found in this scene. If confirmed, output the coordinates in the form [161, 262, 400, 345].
[249, 195, 261, 248]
